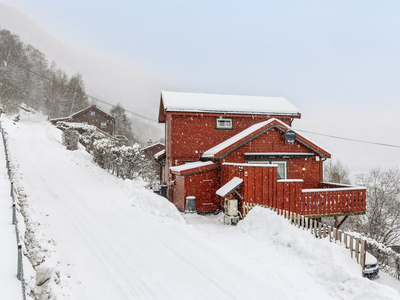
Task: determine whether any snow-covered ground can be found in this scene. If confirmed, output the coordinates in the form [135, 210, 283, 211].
[0, 122, 23, 299]
[1, 112, 400, 299]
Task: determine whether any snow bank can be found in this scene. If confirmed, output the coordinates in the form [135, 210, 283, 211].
[238, 206, 400, 300]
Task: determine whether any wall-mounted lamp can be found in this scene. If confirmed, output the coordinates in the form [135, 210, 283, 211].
[302, 166, 306, 172]
[238, 166, 244, 172]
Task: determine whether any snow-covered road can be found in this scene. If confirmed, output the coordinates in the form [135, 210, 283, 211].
[4, 114, 400, 300]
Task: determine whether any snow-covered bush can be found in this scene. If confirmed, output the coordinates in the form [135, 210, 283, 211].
[62, 129, 79, 150]
[55, 122, 158, 188]
[56, 121, 104, 151]
[92, 138, 157, 187]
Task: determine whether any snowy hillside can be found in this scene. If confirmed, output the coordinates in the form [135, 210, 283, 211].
[1, 111, 399, 299]
[0, 3, 171, 141]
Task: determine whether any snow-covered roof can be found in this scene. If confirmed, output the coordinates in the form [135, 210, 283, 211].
[142, 142, 165, 151]
[202, 119, 277, 158]
[202, 118, 331, 159]
[216, 177, 243, 197]
[222, 162, 278, 168]
[161, 91, 300, 116]
[154, 149, 165, 159]
[170, 161, 215, 173]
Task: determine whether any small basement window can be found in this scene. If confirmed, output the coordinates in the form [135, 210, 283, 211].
[215, 117, 233, 130]
[91, 111, 95, 116]
[101, 122, 107, 128]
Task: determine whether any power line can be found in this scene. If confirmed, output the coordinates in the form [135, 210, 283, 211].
[1, 56, 160, 124]
[295, 128, 400, 149]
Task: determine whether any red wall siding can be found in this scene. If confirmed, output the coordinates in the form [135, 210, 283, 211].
[173, 169, 219, 212]
[164, 113, 293, 183]
[222, 129, 323, 189]
[220, 164, 277, 212]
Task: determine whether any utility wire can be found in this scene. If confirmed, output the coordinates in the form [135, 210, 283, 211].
[1, 56, 160, 124]
[295, 129, 400, 149]
[4, 57, 400, 147]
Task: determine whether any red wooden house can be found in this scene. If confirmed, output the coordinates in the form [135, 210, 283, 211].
[157, 91, 366, 221]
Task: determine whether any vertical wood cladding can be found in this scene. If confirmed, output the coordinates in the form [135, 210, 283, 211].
[172, 169, 219, 212]
[164, 113, 292, 183]
[222, 129, 323, 188]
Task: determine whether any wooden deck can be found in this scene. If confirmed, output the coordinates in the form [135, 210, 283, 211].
[241, 181, 367, 218]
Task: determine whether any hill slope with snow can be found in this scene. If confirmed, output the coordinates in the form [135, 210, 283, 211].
[0, 3, 171, 142]
[1, 111, 399, 299]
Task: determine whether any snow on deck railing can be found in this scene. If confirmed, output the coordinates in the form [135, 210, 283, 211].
[0, 121, 27, 300]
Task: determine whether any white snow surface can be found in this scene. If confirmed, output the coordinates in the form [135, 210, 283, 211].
[170, 160, 216, 172]
[161, 90, 300, 115]
[216, 177, 243, 197]
[1, 112, 400, 299]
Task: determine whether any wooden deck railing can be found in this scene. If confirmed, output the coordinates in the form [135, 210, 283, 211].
[240, 179, 367, 218]
[300, 185, 366, 217]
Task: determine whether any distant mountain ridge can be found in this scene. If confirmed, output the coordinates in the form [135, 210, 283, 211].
[0, 3, 170, 142]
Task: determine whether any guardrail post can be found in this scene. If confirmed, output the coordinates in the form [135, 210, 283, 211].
[12, 203, 16, 225]
[17, 244, 22, 281]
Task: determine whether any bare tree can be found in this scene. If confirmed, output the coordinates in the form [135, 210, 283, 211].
[110, 104, 135, 143]
[354, 168, 400, 246]
[323, 159, 351, 184]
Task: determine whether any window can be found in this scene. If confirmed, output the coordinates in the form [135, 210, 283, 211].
[82, 122, 88, 125]
[91, 111, 95, 116]
[215, 117, 233, 130]
[101, 122, 107, 128]
[248, 160, 288, 180]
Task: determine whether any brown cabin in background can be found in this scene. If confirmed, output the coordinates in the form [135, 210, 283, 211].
[50, 105, 115, 135]
[142, 140, 165, 183]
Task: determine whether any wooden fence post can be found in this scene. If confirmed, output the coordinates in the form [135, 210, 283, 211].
[333, 228, 337, 243]
[338, 230, 342, 243]
[360, 239, 366, 277]
[319, 222, 322, 239]
[290, 212, 293, 224]
[350, 235, 354, 258]
[301, 216, 304, 230]
[305, 217, 309, 231]
[328, 226, 332, 242]
[355, 238, 360, 263]
[344, 233, 348, 249]
[314, 220, 318, 238]
[323, 224, 327, 238]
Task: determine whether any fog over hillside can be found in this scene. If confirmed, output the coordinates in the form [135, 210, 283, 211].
[0, 3, 170, 143]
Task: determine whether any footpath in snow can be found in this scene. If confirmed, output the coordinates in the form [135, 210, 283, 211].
[2, 112, 400, 300]
[0, 119, 23, 299]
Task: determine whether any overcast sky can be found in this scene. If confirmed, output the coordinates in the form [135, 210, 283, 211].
[2, 0, 400, 176]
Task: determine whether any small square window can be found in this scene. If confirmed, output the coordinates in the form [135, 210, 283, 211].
[91, 111, 95, 116]
[215, 117, 233, 130]
[101, 122, 107, 128]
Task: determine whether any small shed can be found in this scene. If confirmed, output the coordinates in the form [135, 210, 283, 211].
[170, 161, 219, 212]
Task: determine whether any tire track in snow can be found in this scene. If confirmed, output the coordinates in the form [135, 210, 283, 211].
[15, 122, 239, 300]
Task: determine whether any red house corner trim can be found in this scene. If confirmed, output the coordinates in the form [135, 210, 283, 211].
[170, 161, 219, 176]
[202, 118, 331, 159]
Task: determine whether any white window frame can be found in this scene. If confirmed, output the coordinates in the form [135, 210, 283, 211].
[100, 122, 107, 128]
[248, 160, 288, 180]
[91, 111, 95, 116]
[216, 117, 233, 129]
